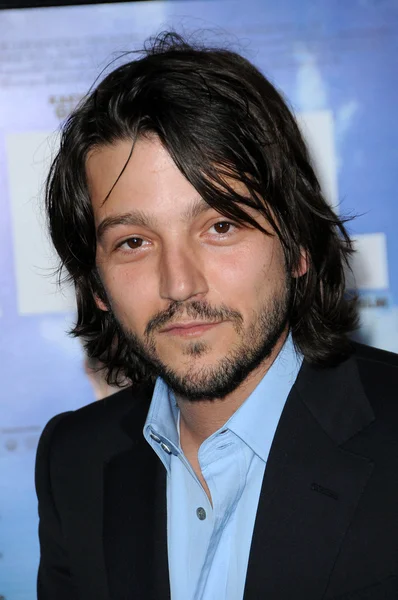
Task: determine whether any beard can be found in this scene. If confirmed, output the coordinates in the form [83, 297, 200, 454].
[108, 278, 292, 401]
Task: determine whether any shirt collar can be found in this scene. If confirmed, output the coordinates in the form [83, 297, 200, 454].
[143, 333, 303, 469]
[225, 333, 302, 462]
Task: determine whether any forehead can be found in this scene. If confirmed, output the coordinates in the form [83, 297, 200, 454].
[86, 136, 197, 218]
[86, 136, 263, 238]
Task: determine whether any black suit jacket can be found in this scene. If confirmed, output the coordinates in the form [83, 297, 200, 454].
[35, 343, 398, 599]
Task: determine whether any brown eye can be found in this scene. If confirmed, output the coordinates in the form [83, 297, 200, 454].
[126, 237, 143, 249]
[213, 222, 232, 234]
[116, 236, 149, 254]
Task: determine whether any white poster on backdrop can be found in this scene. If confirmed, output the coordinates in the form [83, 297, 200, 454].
[6, 131, 75, 315]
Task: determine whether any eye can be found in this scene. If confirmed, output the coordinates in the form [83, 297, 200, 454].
[117, 237, 147, 251]
[211, 221, 234, 235]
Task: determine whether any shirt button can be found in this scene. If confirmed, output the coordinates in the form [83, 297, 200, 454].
[160, 441, 172, 454]
[149, 431, 161, 442]
[196, 507, 206, 521]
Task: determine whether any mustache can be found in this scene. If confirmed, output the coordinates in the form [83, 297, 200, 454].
[144, 301, 243, 337]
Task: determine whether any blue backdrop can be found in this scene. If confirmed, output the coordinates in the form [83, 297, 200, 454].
[0, 1, 397, 597]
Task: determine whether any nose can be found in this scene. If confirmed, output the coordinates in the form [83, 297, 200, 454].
[159, 243, 208, 303]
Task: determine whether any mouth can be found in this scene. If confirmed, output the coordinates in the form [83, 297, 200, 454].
[159, 321, 222, 337]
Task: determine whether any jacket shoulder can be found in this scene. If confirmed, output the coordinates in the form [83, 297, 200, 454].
[351, 342, 398, 417]
[352, 341, 398, 369]
[37, 382, 153, 471]
[59, 381, 151, 429]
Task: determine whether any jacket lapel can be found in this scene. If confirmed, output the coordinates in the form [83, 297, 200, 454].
[244, 355, 375, 600]
[103, 385, 170, 600]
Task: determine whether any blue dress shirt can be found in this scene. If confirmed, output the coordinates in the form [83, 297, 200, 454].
[144, 334, 303, 600]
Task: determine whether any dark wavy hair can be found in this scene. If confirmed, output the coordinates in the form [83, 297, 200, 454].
[45, 32, 358, 385]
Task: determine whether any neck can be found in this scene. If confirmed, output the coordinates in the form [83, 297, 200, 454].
[177, 329, 288, 449]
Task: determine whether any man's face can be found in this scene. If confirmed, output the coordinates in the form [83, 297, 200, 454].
[87, 136, 292, 400]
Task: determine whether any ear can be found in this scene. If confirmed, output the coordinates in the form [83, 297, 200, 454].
[94, 293, 109, 312]
[292, 248, 309, 278]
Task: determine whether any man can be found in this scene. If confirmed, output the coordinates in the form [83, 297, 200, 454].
[36, 32, 398, 600]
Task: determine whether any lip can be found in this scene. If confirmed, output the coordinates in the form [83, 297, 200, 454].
[159, 321, 222, 336]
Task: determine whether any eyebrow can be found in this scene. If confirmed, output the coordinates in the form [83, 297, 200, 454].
[96, 197, 212, 242]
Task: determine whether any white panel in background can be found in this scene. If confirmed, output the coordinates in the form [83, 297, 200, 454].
[297, 110, 338, 208]
[6, 131, 75, 315]
[346, 232, 389, 290]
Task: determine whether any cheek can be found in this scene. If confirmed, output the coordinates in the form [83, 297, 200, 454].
[100, 264, 159, 331]
[206, 238, 284, 302]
